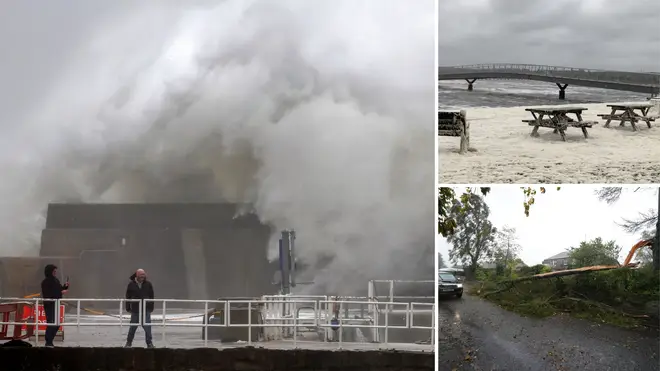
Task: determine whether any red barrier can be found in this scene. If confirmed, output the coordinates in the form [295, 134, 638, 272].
[20, 304, 65, 335]
[0, 302, 35, 340]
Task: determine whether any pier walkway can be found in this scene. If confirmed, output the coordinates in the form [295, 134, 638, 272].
[438, 64, 660, 99]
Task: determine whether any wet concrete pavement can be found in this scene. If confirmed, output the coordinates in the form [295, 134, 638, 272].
[437, 293, 660, 371]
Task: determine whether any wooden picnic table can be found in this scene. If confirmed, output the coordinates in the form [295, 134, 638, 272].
[438, 110, 470, 153]
[522, 107, 598, 141]
[598, 103, 657, 131]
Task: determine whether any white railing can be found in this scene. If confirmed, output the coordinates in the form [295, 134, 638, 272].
[367, 279, 435, 302]
[0, 296, 435, 350]
[261, 295, 328, 340]
[442, 64, 660, 87]
[0, 298, 143, 345]
[410, 302, 435, 345]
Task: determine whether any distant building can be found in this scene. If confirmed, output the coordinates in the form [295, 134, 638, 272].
[542, 251, 571, 271]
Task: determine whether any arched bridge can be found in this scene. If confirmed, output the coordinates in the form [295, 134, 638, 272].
[438, 64, 660, 99]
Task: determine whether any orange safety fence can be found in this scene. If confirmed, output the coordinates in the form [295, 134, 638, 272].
[20, 304, 65, 336]
[0, 302, 35, 340]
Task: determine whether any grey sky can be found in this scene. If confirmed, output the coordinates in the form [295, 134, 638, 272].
[0, 1, 128, 125]
[0, 0, 435, 293]
[439, 0, 660, 72]
[437, 186, 659, 266]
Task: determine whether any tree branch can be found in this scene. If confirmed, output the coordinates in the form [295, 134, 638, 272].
[596, 187, 623, 204]
[617, 211, 658, 234]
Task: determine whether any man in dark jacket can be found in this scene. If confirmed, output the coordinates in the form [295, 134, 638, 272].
[125, 268, 155, 348]
[40, 264, 69, 347]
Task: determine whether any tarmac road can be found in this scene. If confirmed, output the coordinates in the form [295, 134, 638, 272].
[436, 292, 660, 371]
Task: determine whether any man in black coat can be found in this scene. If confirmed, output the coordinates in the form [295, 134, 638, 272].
[125, 268, 155, 348]
[40, 264, 69, 347]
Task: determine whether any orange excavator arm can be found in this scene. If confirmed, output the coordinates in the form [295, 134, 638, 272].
[622, 239, 654, 267]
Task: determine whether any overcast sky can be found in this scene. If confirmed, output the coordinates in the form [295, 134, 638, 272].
[437, 186, 659, 266]
[0, 1, 128, 125]
[438, 0, 660, 72]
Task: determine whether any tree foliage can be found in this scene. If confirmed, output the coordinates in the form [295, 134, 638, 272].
[518, 264, 552, 276]
[477, 267, 660, 328]
[438, 187, 490, 236]
[439, 186, 558, 237]
[569, 237, 622, 268]
[438, 187, 457, 237]
[437, 186, 558, 277]
[446, 193, 497, 273]
[491, 226, 522, 264]
[491, 226, 522, 276]
[521, 186, 561, 217]
[636, 230, 656, 264]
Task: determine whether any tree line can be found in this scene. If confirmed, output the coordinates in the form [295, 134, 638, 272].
[438, 187, 659, 274]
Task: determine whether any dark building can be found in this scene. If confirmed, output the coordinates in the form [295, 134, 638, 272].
[34, 203, 274, 304]
[542, 251, 571, 271]
[0, 257, 50, 298]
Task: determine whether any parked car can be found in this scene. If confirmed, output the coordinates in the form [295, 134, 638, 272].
[437, 272, 463, 298]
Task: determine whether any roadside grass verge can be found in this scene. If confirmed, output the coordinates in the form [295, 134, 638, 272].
[469, 267, 660, 329]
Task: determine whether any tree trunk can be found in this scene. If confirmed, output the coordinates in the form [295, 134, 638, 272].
[467, 257, 478, 280]
[654, 188, 660, 272]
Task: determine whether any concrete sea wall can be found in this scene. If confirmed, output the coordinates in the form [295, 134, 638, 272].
[0, 347, 434, 371]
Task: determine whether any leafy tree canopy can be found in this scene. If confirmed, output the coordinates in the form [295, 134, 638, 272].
[438, 187, 490, 236]
[569, 237, 622, 268]
[446, 193, 497, 272]
[491, 226, 522, 264]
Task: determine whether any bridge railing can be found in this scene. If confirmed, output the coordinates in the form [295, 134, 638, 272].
[442, 64, 660, 86]
[454, 64, 607, 73]
[0, 296, 435, 350]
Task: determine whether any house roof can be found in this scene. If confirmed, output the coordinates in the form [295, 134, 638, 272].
[543, 250, 571, 261]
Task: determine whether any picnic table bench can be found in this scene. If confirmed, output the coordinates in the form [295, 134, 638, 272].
[523, 107, 598, 141]
[438, 110, 470, 154]
[597, 103, 657, 131]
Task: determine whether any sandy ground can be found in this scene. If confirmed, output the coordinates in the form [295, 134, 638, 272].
[438, 101, 660, 184]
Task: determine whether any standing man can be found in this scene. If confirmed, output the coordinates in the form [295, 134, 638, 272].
[41, 264, 69, 347]
[125, 268, 155, 348]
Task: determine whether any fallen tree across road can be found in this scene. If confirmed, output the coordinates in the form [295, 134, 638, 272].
[475, 266, 659, 329]
[482, 265, 625, 297]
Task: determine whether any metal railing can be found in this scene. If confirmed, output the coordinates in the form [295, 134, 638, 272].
[453, 64, 607, 73]
[368, 279, 435, 302]
[0, 296, 435, 350]
[410, 302, 435, 345]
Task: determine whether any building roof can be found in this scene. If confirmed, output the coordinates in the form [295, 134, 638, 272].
[543, 250, 571, 261]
